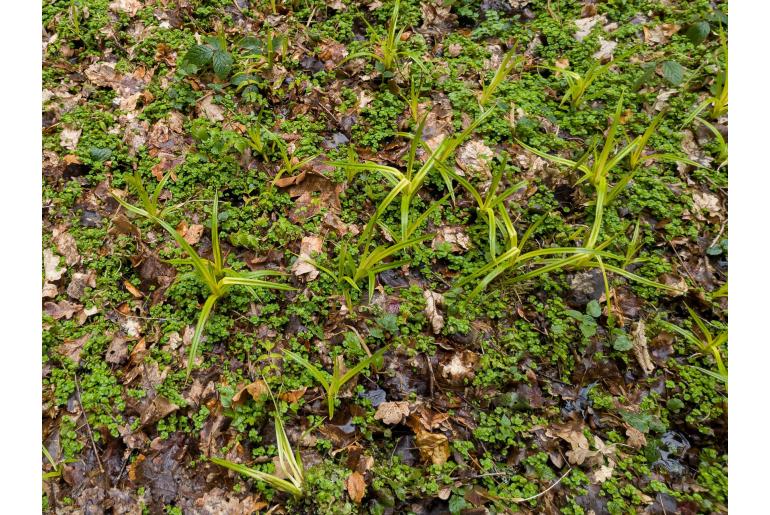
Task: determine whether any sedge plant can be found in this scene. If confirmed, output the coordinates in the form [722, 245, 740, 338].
[544, 61, 609, 109]
[211, 404, 304, 498]
[683, 29, 727, 123]
[478, 47, 521, 108]
[285, 347, 387, 420]
[342, 0, 424, 78]
[113, 188, 295, 378]
[658, 305, 727, 386]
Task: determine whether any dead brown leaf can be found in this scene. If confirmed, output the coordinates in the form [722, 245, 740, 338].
[232, 379, 269, 404]
[198, 95, 225, 121]
[67, 271, 97, 300]
[53, 229, 80, 266]
[346, 471, 366, 504]
[44, 249, 66, 282]
[432, 226, 471, 252]
[456, 139, 494, 178]
[440, 350, 479, 385]
[59, 334, 89, 364]
[643, 23, 680, 45]
[59, 126, 82, 150]
[414, 430, 450, 465]
[44, 300, 83, 320]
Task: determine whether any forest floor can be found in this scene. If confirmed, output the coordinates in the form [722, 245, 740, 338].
[42, 0, 727, 513]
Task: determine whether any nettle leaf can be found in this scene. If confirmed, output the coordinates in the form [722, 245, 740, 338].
[89, 147, 112, 162]
[186, 44, 214, 67]
[662, 60, 686, 86]
[686, 21, 710, 45]
[212, 50, 234, 79]
[240, 36, 263, 54]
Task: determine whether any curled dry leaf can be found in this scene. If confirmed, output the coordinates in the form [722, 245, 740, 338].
[53, 230, 80, 266]
[109, 0, 143, 17]
[44, 300, 83, 320]
[440, 350, 479, 385]
[423, 290, 445, 334]
[643, 23, 680, 45]
[626, 426, 647, 449]
[181, 223, 205, 245]
[593, 38, 617, 62]
[346, 471, 366, 504]
[232, 379, 270, 404]
[632, 320, 655, 375]
[292, 235, 323, 280]
[374, 401, 411, 425]
[198, 95, 225, 122]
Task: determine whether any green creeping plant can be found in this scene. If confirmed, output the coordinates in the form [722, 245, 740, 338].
[113, 185, 295, 378]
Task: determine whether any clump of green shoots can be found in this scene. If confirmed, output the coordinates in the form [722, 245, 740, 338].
[285, 347, 387, 420]
[478, 48, 520, 108]
[211, 404, 304, 498]
[658, 305, 727, 386]
[683, 30, 727, 123]
[113, 185, 295, 378]
[343, 0, 424, 78]
[545, 61, 608, 109]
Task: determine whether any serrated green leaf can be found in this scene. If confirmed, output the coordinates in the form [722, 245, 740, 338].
[89, 147, 112, 161]
[212, 50, 233, 79]
[185, 44, 213, 67]
[613, 334, 633, 351]
[662, 60, 686, 86]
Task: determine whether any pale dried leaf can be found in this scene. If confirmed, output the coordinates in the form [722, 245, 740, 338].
[574, 15, 607, 41]
[374, 401, 411, 425]
[632, 320, 654, 375]
[423, 290, 445, 334]
[415, 430, 450, 465]
[346, 471, 366, 504]
[60, 126, 82, 151]
[44, 249, 66, 282]
[292, 236, 323, 280]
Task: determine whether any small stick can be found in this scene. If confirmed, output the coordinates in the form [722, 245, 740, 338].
[74, 373, 105, 475]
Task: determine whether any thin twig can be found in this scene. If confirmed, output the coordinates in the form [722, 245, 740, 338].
[74, 373, 105, 475]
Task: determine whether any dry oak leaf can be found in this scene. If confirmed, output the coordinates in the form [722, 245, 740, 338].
[182, 224, 205, 245]
[440, 350, 479, 385]
[423, 290, 446, 334]
[574, 15, 607, 41]
[374, 401, 411, 425]
[625, 426, 647, 449]
[198, 95, 225, 122]
[292, 235, 323, 280]
[346, 471, 366, 504]
[415, 430, 450, 465]
[632, 320, 655, 375]
[643, 23, 680, 45]
[232, 380, 270, 404]
[53, 230, 80, 266]
[432, 226, 471, 252]
[59, 334, 89, 365]
[67, 271, 97, 300]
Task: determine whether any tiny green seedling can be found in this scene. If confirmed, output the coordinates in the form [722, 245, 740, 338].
[658, 305, 727, 386]
[112, 190, 295, 378]
[285, 347, 387, 420]
[211, 407, 304, 498]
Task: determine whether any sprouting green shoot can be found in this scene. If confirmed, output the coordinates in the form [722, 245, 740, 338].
[212, 408, 304, 497]
[479, 47, 520, 107]
[120, 170, 177, 220]
[658, 305, 727, 387]
[285, 347, 387, 420]
[544, 61, 608, 109]
[112, 190, 295, 378]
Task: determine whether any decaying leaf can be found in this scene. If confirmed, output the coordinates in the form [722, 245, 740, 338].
[60, 126, 82, 151]
[432, 226, 471, 252]
[44, 249, 66, 282]
[44, 300, 83, 320]
[346, 471, 366, 504]
[232, 379, 270, 404]
[67, 271, 97, 300]
[423, 290, 445, 334]
[574, 15, 607, 41]
[414, 430, 450, 465]
[440, 350, 479, 385]
[198, 95, 225, 121]
[109, 0, 143, 17]
[292, 235, 323, 280]
[456, 139, 494, 177]
[593, 38, 617, 62]
[643, 23, 680, 45]
[374, 401, 411, 425]
[632, 320, 655, 375]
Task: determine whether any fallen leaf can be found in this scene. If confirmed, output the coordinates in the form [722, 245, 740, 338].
[60, 126, 82, 150]
[440, 350, 479, 385]
[374, 401, 411, 425]
[456, 139, 494, 177]
[182, 224, 204, 245]
[44, 300, 83, 320]
[109, 0, 143, 16]
[44, 249, 66, 282]
[106, 336, 129, 365]
[59, 334, 89, 364]
[643, 23, 680, 45]
[141, 395, 179, 426]
[593, 38, 617, 62]
[626, 426, 647, 449]
[591, 462, 615, 483]
[198, 95, 225, 121]
[346, 471, 366, 504]
[432, 226, 471, 252]
[123, 280, 144, 299]
[414, 430, 450, 465]
[232, 380, 269, 404]
[692, 190, 723, 222]
[42, 283, 58, 299]
[53, 230, 80, 266]
[632, 320, 655, 375]
[67, 271, 97, 300]
[423, 290, 445, 334]
[574, 15, 607, 41]
[292, 236, 323, 280]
